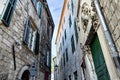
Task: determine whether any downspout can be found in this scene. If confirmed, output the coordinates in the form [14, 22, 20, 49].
[94, 0, 120, 76]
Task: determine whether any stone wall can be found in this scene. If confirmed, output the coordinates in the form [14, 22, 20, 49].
[56, 0, 83, 80]
[0, 0, 40, 80]
[99, 0, 120, 54]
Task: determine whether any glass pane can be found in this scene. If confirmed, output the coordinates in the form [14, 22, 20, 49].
[3, 2, 11, 21]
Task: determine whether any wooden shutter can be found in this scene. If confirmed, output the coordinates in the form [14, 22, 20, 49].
[23, 18, 30, 45]
[1, 0, 17, 27]
[32, 0, 37, 8]
[90, 35, 110, 80]
[71, 35, 75, 53]
[74, 20, 78, 43]
[69, 15, 72, 27]
[35, 31, 40, 55]
[37, 2, 43, 18]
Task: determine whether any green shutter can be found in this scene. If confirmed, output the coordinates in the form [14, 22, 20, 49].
[62, 37, 64, 46]
[71, 0, 74, 14]
[35, 31, 40, 54]
[71, 35, 75, 53]
[66, 48, 68, 61]
[23, 18, 30, 45]
[63, 53, 65, 66]
[69, 75, 71, 80]
[67, 2, 70, 10]
[69, 15, 72, 27]
[65, 30, 66, 40]
[37, 2, 43, 18]
[90, 35, 110, 80]
[74, 71, 78, 80]
[74, 20, 78, 43]
[1, 0, 17, 27]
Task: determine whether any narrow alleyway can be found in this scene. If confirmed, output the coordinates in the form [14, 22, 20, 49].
[0, 0, 120, 80]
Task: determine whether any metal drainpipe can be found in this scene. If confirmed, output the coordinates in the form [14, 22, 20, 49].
[94, 0, 120, 76]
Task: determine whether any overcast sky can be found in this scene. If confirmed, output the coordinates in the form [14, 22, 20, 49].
[47, 0, 64, 57]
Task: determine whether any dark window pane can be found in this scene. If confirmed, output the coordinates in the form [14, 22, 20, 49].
[2, 0, 17, 26]
[74, 20, 78, 43]
[74, 71, 78, 80]
[66, 49, 68, 61]
[71, 35, 75, 53]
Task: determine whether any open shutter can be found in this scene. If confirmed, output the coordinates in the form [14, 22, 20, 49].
[37, 2, 43, 18]
[35, 31, 40, 54]
[1, 0, 17, 27]
[32, 0, 37, 8]
[74, 20, 78, 43]
[23, 18, 30, 45]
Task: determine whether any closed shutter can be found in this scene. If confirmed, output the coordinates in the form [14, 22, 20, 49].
[32, 0, 37, 8]
[23, 18, 30, 45]
[71, 35, 75, 53]
[74, 20, 78, 43]
[90, 35, 110, 80]
[35, 31, 40, 55]
[1, 0, 17, 27]
[69, 15, 72, 27]
[37, 2, 43, 18]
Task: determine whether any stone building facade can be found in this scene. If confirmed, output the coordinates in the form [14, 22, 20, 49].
[55, 0, 83, 80]
[37, 0, 54, 79]
[55, 0, 120, 80]
[0, 0, 54, 80]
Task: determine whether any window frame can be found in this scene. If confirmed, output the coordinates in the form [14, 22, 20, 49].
[69, 15, 72, 28]
[23, 17, 38, 53]
[74, 71, 78, 80]
[1, 0, 17, 27]
[74, 20, 78, 43]
[71, 35, 75, 53]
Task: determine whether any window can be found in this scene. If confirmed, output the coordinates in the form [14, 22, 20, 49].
[1, 0, 17, 26]
[69, 75, 71, 80]
[74, 71, 78, 80]
[36, 1, 43, 18]
[46, 51, 50, 67]
[71, 0, 74, 14]
[64, 30, 66, 40]
[74, 20, 78, 43]
[32, 0, 37, 7]
[23, 17, 39, 54]
[35, 31, 40, 54]
[69, 15, 72, 27]
[60, 43, 62, 51]
[62, 37, 64, 46]
[71, 35, 75, 53]
[60, 58, 63, 70]
[64, 18, 65, 23]
[63, 53, 65, 66]
[67, 2, 70, 10]
[66, 48, 68, 62]
[32, 1, 43, 18]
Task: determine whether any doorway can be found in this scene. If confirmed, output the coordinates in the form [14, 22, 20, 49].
[90, 35, 110, 80]
[21, 70, 30, 80]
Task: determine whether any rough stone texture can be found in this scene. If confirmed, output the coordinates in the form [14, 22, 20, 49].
[0, 0, 40, 80]
[56, 0, 83, 80]
[56, 0, 120, 80]
[99, 0, 120, 54]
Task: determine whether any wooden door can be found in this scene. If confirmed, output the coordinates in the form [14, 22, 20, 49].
[90, 35, 110, 80]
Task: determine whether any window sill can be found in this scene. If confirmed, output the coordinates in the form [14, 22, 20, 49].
[22, 42, 36, 55]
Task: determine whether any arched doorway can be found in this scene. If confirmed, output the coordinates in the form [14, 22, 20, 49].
[16, 66, 30, 80]
[21, 70, 30, 80]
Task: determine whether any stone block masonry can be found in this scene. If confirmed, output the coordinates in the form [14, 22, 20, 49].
[0, 0, 40, 80]
[99, 0, 120, 54]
